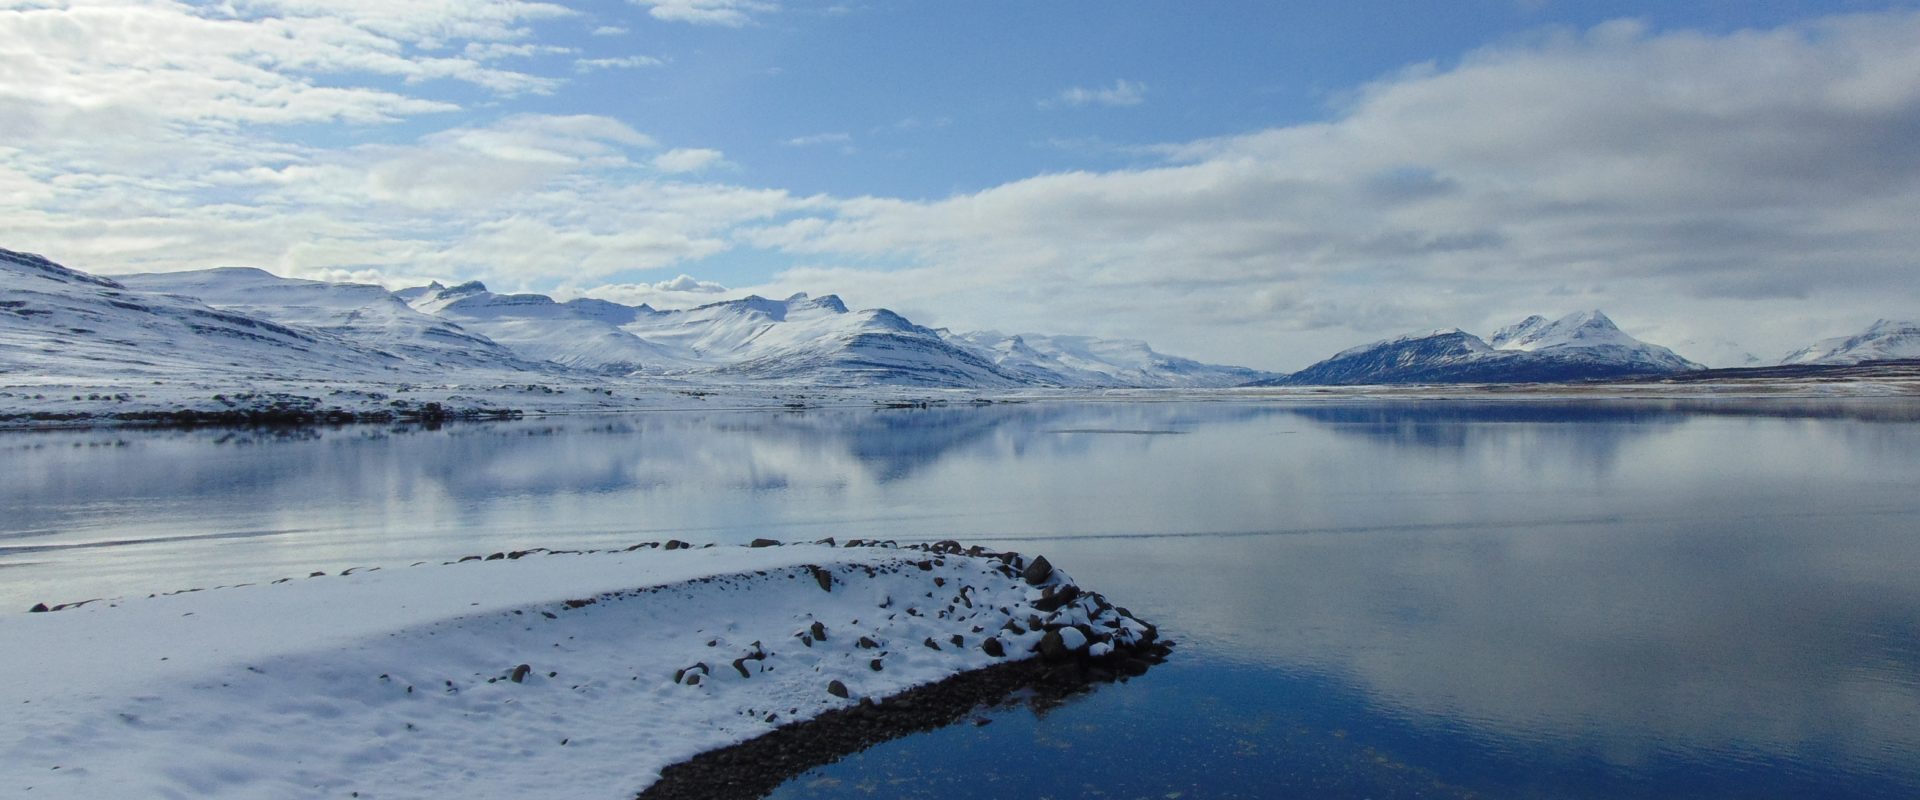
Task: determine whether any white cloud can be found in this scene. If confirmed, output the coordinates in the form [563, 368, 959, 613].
[1041, 79, 1147, 109]
[574, 55, 665, 72]
[575, 274, 731, 308]
[591, 25, 628, 36]
[651, 148, 726, 173]
[741, 12, 1920, 369]
[628, 0, 776, 27]
[782, 132, 853, 147]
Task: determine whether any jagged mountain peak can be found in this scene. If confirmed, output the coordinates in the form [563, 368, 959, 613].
[1270, 310, 1700, 386]
[443, 280, 489, 297]
[5, 245, 1280, 390]
[1491, 309, 1626, 351]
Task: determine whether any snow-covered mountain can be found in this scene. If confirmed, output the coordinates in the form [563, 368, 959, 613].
[119, 269, 533, 373]
[402, 282, 1026, 387]
[7, 247, 1269, 390]
[402, 280, 689, 374]
[1488, 310, 1700, 374]
[1266, 311, 1704, 386]
[1778, 320, 1920, 365]
[1669, 337, 1766, 369]
[1, 248, 407, 380]
[945, 331, 1280, 388]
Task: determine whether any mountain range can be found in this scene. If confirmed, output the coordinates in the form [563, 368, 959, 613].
[4, 247, 1277, 389]
[5, 246, 1913, 391]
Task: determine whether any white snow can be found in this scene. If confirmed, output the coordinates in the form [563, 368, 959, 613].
[1488, 309, 1701, 371]
[944, 330, 1277, 387]
[1779, 319, 1920, 365]
[5, 245, 1270, 394]
[1, 543, 1132, 799]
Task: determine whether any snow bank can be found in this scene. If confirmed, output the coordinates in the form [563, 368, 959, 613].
[1, 541, 1159, 799]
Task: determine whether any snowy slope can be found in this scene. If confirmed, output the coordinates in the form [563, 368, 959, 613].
[947, 331, 1280, 388]
[405, 281, 693, 374]
[408, 285, 1026, 387]
[5, 245, 1277, 391]
[2, 542, 1159, 799]
[118, 269, 533, 373]
[1270, 329, 1508, 386]
[1489, 310, 1701, 373]
[0, 248, 403, 381]
[1269, 311, 1703, 386]
[675, 297, 1026, 387]
[1779, 319, 1920, 365]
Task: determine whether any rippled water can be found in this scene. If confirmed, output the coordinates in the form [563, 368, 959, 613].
[5, 399, 1919, 797]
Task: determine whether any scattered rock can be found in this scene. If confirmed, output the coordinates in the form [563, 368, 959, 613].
[980, 637, 1006, 658]
[1032, 584, 1080, 613]
[28, 603, 48, 613]
[509, 664, 531, 683]
[749, 538, 780, 548]
[826, 680, 849, 699]
[1036, 630, 1069, 662]
[1020, 555, 1053, 585]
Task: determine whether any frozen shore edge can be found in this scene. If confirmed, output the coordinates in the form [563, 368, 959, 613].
[4, 539, 1169, 799]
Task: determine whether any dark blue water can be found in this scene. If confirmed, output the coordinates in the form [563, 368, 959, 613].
[3, 399, 1918, 797]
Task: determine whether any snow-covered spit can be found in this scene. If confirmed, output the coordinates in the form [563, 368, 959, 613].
[2, 540, 1164, 799]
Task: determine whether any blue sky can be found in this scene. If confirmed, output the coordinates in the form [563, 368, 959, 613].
[5, 0, 1920, 368]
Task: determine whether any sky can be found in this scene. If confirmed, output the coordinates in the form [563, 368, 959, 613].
[3, 0, 1919, 370]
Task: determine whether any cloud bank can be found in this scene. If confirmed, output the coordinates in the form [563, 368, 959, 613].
[5, 6, 1920, 369]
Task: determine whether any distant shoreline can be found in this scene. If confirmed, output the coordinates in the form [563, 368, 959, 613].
[1, 360, 1917, 432]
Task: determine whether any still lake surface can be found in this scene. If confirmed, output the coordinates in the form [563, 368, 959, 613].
[4, 398, 1919, 798]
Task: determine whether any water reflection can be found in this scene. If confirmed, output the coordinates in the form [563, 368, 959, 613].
[4, 399, 1920, 796]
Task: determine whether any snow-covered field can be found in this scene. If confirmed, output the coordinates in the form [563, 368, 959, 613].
[2, 542, 1155, 799]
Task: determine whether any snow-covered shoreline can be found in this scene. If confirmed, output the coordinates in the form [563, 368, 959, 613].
[5, 370, 1917, 431]
[2, 540, 1165, 799]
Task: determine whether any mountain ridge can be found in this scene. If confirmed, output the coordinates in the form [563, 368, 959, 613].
[1263, 311, 1703, 386]
[4, 247, 1271, 389]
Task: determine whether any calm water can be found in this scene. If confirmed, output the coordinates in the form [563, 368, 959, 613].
[4, 399, 1919, 798]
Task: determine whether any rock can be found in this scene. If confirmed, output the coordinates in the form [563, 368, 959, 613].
[981, 637, 1006, 658]
[809, 621, 827, 640]
[1021, 555, 1053, 585]
[749, 538, 780, 548]
[1057, 626, 1089, 652]
[28, 603, 48, 613]
[1036, 630, 1069, 662]
[826, 680, 849, 699]
[806, 565, 832, 592]
[922, 637, 941, 651]
[510, 664, 532, 683]
[1031, 584, 1080, 612]
[856, 636, 880, 649]
[869, 659, 884, 672]
[732, 658, 753, 678]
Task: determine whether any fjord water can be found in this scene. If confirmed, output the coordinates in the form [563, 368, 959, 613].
[5, 400, 1919, 798]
